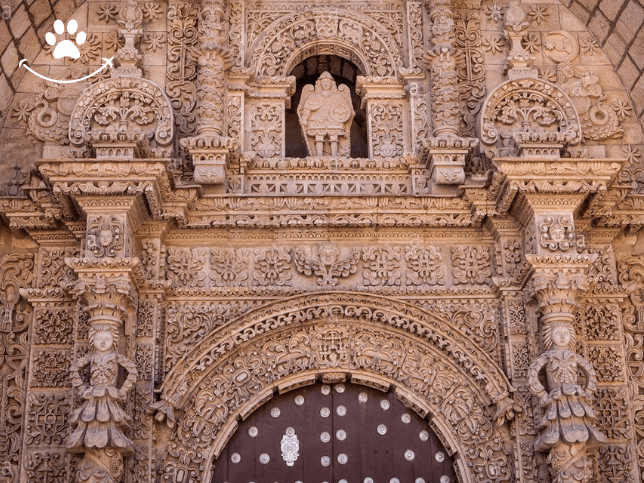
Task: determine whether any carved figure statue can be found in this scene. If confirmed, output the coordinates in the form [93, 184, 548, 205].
[297, 72, 354, 157]
[528, 321, 606, 483]
[67, 320, 137, 483]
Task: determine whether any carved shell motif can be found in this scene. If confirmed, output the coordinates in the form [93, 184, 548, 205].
[281, 427, 299, 466]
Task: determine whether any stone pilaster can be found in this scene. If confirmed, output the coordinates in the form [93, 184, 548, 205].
[421, 0, 477, 193]
[180, 0, 235, 189]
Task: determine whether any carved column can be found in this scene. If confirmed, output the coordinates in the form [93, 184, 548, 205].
[65, 262, 139, 483]
[493, 158, 623, 482]
[421, 0, 477, 194]
[180, 0, 235, 189]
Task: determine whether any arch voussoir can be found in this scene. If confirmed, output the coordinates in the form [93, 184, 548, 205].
[157, 293, 516, 483]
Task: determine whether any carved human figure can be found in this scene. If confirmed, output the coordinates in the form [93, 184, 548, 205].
[67, 321, 137, 483]
[528, 322, 606, 482]
[297, 72, 354, 157]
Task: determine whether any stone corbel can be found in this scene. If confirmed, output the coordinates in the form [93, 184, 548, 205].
[356, 76, 408, 160]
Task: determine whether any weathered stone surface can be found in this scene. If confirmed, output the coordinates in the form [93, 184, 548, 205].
[0, 1, 644, 483]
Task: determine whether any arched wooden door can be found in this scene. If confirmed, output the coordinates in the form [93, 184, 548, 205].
[212, 382, 458, 483]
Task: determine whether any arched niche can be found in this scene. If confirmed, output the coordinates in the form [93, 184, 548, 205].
[156, 293, 516, 483]
[285, 55, 368, 158]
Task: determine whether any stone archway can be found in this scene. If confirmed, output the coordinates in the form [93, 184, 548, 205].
[211, 381, 459, 483]
[156, 293, 516, 483]
[248, 9, 404, 77]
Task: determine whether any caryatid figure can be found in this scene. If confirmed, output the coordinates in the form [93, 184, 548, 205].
[297, 72, 355, 157]
[528, 321, 606, 483]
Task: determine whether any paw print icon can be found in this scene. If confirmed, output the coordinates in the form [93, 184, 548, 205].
[46, 19, 86, 59]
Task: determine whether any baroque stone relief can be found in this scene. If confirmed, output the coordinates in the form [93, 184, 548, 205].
[2, 1, 644, 483]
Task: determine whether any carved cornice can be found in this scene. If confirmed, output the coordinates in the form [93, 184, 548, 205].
[493, 157, 625, 215]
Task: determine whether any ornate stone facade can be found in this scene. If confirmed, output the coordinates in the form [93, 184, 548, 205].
[0, 0, 644, 482]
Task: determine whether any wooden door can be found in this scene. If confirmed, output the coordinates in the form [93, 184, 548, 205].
[212, 382, 458, 483]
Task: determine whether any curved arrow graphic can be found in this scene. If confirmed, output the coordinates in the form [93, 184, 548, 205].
[19, 57, 114, 84]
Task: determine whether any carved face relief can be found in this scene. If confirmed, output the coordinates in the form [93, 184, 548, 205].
[92, 330, 115, 353]
[98, 229, 114, 247]
[551, 325, 571, 350]
[319, 245, 338, 266]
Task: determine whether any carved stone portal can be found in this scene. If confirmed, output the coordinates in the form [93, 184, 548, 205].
[297, 72, 355, 157]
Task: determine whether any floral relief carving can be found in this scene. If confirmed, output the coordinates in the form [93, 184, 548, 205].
[370, 103, 404, 159]
[26, 393, 70, 445]
[588, 346, 624, 382]
[250, 103, 283, 159]
[210, 249, 249, 287]
[140, 239, 161, 280]
[451, 245, 492, 285]
[512, 340, 530, 378]
[166, 248, 207, 288]
[582, 305, 620, 341]
[31, 349, 71, 387]
[69, 76, 174, 157]
[253, 248, 292, 286]
[454, 12, 486, 138]
[38, 248, 78, 289]
[86, 215, 125, 258]
[135, 343, 154, 381]
[594, 388, 631, 440]
[404, 245, 445, 286]
[294, 243, 359, 287]
[508, 301, 527, 335]
[33, 308, 74, 345]
[480, 78, 582, 156]
[24, 451, 69, 483]
[136, 299, 155, 338]
[597, 445, 635, 482]
[164, 301, 255, 372]
[166, 2, 198, 137]
[250, 9, 402, 77]
[362, 247, 402, 286]
[515, 388, 536, 436]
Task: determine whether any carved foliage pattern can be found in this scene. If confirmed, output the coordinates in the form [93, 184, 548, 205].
[31, 350, 71, 387]
[250, 10, 402, 77]
[249, 103, 283, 159]
[0, 253, 34, 478]
[370, 103, 404, 159]
[33, 308, 74, 345]
[166, 2, 199, 136]
[451, 245, 492, 285]
[25, 394, 70, 446]
[162, 320, 511, 483]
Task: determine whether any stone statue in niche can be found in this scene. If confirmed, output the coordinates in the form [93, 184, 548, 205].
[528, 321, 606, 483]
[67, 320, 137, 483]
[297, 71, 355, 157]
